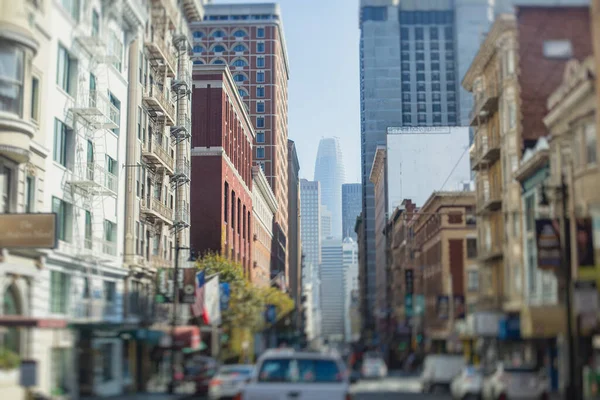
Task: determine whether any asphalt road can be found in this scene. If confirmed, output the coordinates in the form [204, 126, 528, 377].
[350, 375, 452, 400]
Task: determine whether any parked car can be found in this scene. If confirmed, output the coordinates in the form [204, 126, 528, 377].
[450, 365, 484, 400]
[209, 364, 254, 400]
[361, 356, 388, 379]
[421, 354, 466, 393]
[481, 363, 549, 400]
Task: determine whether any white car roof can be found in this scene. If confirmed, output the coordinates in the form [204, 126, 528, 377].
[258, 349, 341, 362]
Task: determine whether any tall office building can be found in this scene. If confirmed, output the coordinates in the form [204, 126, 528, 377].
[321, 205, 333, 240]
[342, 183, 362, 240]
[191, 3, 290, 274]
[287, 140, 302, 322]
[343, 238, 359, 343]
[320, 239, 346, 342]
[300, 179, 321, 268]
[314, 137, 345, 240]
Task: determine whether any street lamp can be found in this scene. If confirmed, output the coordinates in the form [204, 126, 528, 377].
[540, 174, 579, 400]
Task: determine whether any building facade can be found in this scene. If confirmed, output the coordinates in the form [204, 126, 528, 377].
[191, 3, 290, 275]
[320, 238, 346, 343]
[370, 146, 388, 337]
[343, 237, 359, 343]
[252, 166, 277, 287]
[287, 140, 302, 324]
[300, 179, 321, 268]
[342, 183, 362, 240]
[190, 65, 254, 275]
[314, 137, 345, 239]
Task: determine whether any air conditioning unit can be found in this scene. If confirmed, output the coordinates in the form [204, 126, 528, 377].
[253, 234, 258, 241]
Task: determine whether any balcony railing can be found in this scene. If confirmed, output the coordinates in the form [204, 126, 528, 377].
[175, 208, 190, 227]
[477, 176, 502, 213]
[470, 81, 499, 126]
[145, 31, 176, 77]
[140, 197, 173, 224]
[141, 134, 174, 173]
[71, 90, 119, 129]
[150, 255, 171, 269]
[142, 84, 176, 125]
[69, 162, 118, 196]
[171, 114, 191, 141]
[174, 159, 190, 180]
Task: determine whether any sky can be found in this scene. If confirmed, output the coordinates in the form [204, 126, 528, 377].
[213, 0, 361, 183]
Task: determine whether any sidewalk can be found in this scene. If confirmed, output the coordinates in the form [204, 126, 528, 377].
[81, 382, 198, 400]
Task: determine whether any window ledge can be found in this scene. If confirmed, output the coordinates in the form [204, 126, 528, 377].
[0, 111, 35, 163]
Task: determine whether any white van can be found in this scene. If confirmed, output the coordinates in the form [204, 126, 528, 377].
[421, 354, 466, 393]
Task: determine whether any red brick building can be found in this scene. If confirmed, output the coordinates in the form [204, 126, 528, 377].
[191, 65, 255, 275]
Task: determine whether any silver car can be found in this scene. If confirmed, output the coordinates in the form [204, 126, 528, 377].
[208, 364, 254, 400]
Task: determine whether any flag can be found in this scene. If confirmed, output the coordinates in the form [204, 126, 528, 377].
[191, 271, 209, 324]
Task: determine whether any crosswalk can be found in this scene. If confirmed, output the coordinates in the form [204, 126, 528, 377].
[350, 376, 423, 394]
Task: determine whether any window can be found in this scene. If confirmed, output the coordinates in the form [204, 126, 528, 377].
[415, 27, 424, 40]
[100, 343, 115, 382]
[224, 182, 229, 223]
[60, 0, 79, 20]
[211, 59, 225, 65]
[108, 32, 123, 71]
[257, 117, 265, 128]
[30, 76, 40, 121]
[467, 238, 477, 259]
[232, 58, 248, 67]
[256, 71, 265, 82]
[257, 56, 265, 68]
[51, 348, 72, 396]
[256, 147, 265, 159]
[211, 30, 226, 38]
[212, 44, 226, 53]
[53, 118, 71, 167]
[57, 45, 75, 95]
[257, 27, 265, 38]
[232, 29, 247, 37]
[585, 123, 597, 165]
[1, 166, 13, 213]
[256, 86, 265, 97]
[91, 9, 99, 37]
[233, 44, 247, 52]
[233, 74, 247, 83]
[193, 45, 204, 53]
[525, 195, 535, 232]
[238, 88, 248, 97]
[256, 132, 265, 143]
[85, 210, 92, 248]
[193, 31, 204, 38]
[543, 40, 573, 59]
[467, 270, 479, 292]
[362, 6, 386, 21]
[231, 191, 236, 230]
[25, 176, 35, 213]
[108, 92, 121, 135]
[52, 197, 72, 242]
[507, 101, 516, 129]
[257, 102, 265, 113]
[50, 271, 70, 313]
[257, 42, 265, 53]
[257, 358, 342, 383]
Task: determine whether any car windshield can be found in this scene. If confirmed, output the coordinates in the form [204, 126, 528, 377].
[258, 358, 343, 383]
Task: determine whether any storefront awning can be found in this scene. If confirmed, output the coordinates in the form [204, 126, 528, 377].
[520, 305, 565, 338]
[0, 316, 67, 329]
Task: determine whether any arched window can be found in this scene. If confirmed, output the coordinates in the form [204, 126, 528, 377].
[238, 88, 248, 97]
[211, 44, 226, 53]
[211, 30, 226, 38]
[233, 74, 247, 82]
[232, 44, 247, 52]
[211, 59, 225, 65]
[193, 46, 204, 53]
[232, 29, 247, 38]
[193, 60, 205, 65]
[231, 58, 248, 67]
[193, 31, 205, 38]
[3, 284, 21, 354]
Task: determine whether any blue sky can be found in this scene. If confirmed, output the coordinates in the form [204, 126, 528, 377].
[213, 0, 361, 183]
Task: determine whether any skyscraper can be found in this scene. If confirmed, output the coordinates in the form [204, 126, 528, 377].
[300, 179, 321, 268]
[342, 237, 359, 343]
[191, 2, 290, 271]
[314, 137, 345, 240]
[342, 183, 362, 240]
[320, 238, 346, 342]
[287, 140, 302, 323]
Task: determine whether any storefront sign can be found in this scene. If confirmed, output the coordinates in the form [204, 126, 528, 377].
[0, 213, 56, 249]
[535, 219, 561, 271]
[156, 268, 197, 304]
[574, 280, 599, 315]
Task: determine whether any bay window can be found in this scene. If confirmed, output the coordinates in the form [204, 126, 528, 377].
[0, 42, 25, 116]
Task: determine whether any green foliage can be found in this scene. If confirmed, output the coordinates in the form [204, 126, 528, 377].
[0, 348, 20, 370]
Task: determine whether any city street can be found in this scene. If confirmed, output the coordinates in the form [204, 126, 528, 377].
[350, 374, 451, 400]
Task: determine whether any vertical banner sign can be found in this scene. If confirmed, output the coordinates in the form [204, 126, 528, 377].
[180, 269, 197, 304]
[220, 282, 231, 311]
[535, 219, 561, 271]
[155, 269, 172, 303]
[577, 218, 595, 268]
[453, 295, 465, 319]
[404, 294, 413, 317]
[436, 295, 450, 320]
[265, 304, 277, 324]
[405, 269, 414, 294]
